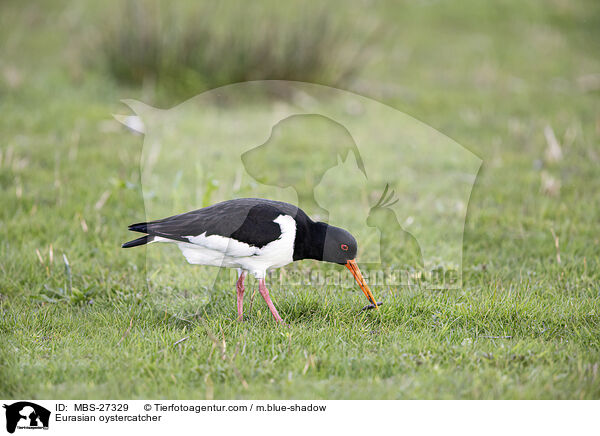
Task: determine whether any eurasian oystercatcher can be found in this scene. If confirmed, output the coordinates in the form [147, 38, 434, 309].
[122, 198, 379, 323]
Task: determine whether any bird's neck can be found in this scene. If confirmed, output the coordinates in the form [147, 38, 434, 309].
[293, 220, 328, 261]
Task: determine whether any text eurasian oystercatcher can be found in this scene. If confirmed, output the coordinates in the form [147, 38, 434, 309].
[122, 198, 379, 323]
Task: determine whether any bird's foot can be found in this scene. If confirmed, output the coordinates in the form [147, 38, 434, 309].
[275, 318, 290, 328]
[236, 271, 246, 322]
[258, 278, 287, 325]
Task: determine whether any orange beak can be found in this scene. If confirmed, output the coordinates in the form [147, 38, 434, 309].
[345, 259, 379, 309]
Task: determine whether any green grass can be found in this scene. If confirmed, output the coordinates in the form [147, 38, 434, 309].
[1, 0, 600, 399]
[2, 283, 599, 398]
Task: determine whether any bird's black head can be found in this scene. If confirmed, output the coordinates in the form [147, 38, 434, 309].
[296, 220, 378, 308]
[321, 225, 358, 265]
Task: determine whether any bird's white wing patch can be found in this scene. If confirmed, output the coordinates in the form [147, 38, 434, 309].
[185, 232, 258, 257]
[177, 243, 242, 268]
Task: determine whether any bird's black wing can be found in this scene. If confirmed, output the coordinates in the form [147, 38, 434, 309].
[128, 198, 303, 249]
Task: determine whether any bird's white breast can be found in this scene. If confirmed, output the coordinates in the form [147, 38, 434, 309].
[239, 214, 296, 277]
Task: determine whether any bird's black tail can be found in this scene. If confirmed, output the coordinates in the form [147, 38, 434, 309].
[128, 222, 148, 233]
[122, 235, 153, 248]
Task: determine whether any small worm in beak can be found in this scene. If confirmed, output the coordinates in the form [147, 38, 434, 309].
[361, 301, 383, 311]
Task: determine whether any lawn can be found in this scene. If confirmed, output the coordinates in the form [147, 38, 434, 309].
[1, 0, 599, 399]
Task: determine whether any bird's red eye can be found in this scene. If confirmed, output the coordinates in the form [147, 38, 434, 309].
[341, 244, 348, 251]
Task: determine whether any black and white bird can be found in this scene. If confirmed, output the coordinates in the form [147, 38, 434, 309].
[122, 198, 379, 323]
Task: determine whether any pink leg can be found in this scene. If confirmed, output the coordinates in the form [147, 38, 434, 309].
[236, 271, 246, 321]
[258, 278, 284, 323]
